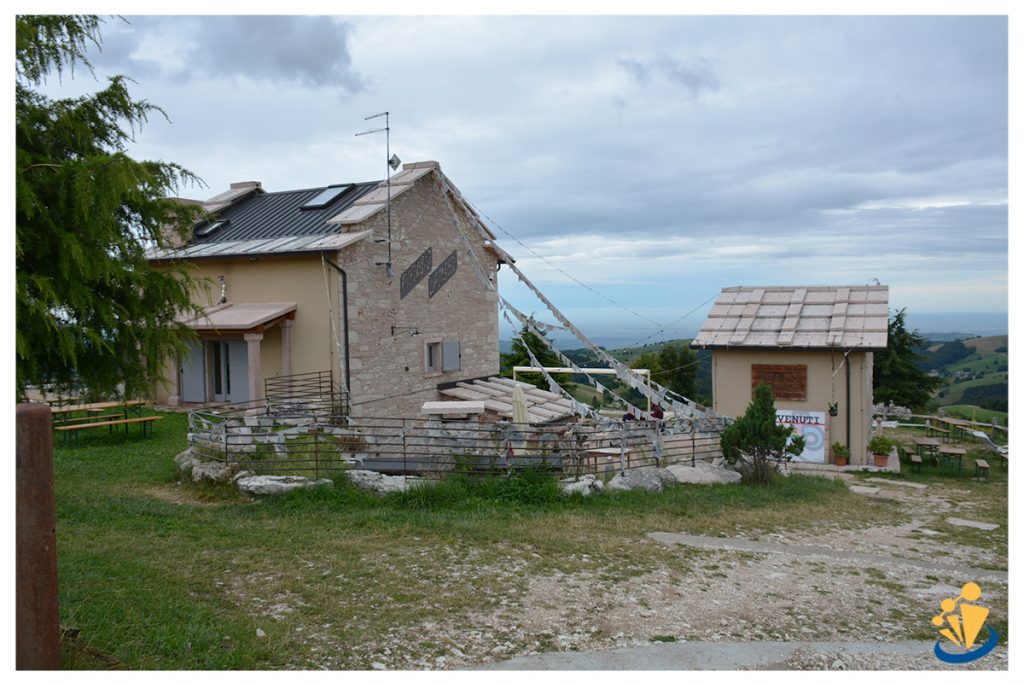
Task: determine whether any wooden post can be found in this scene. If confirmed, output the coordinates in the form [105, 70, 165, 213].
[16, 403, 61, 670]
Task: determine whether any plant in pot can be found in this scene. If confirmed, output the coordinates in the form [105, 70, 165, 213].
[832, 441, 850, 467]
[868, 435, 894, 468]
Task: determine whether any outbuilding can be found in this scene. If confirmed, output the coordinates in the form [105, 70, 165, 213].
[692, 285, 889, 466]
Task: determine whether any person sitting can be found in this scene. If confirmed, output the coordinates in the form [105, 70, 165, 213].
[651, 403, 665, 420]
[622, 408, 637, 421]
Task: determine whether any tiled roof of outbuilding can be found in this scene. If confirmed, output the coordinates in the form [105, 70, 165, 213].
[692, 285, 889, 351]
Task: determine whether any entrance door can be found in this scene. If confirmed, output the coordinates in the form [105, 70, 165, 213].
[180, 340, 206, 403]
[212, 340, 249, 403]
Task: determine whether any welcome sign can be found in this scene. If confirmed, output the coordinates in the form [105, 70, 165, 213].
[776, 410, 827, 463]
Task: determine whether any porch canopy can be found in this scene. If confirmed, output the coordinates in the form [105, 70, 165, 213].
[179, 302, 297, 403]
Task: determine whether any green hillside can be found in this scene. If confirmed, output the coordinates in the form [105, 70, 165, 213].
[918, 334, 1009, 415]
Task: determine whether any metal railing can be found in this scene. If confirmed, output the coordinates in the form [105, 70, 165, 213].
[188, 403, 725, 479]
[264, 370, 348, 418]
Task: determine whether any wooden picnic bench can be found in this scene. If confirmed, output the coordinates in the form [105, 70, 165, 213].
[974, 458, 990, 480]
[937, 444, 967, 476]
[54, 415, 163, 447]
[914, 437, 941, 466]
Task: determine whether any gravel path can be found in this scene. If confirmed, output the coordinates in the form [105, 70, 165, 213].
[647, 532, 1008, 581]
[479, 639, 1009, 670]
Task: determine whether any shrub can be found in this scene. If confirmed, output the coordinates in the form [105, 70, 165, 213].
[720, 381, 805, 485]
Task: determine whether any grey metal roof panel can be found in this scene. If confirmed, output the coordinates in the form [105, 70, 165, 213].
[193, 181, 379, 244]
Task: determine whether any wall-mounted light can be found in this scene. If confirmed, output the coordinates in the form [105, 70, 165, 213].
[391, 325, 418, 337]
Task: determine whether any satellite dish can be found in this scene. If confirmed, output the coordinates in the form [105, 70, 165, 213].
[389, 153, 401, 171]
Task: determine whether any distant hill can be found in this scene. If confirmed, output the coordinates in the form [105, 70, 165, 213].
[917, 334, 1008, 415]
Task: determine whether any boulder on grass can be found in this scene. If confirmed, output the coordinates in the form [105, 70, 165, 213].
[191, 461, 235, 483]
[666, 461, 741, 485]
[236, 475, 333, 496]
[607, 467, 677, 492]
[560, 474, 604, 496]
[345, 469, 427, 494]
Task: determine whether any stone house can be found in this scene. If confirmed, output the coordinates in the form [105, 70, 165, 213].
[692, 285, 889, 465]
[147, 161, 508, 418]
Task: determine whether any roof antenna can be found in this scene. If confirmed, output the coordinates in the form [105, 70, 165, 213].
[356, 112, 401, 279]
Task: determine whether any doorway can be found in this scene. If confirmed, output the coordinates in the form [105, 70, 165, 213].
[211, 340, 249, 403]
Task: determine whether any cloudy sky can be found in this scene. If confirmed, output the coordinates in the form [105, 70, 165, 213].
[35, 8, 1010, 345]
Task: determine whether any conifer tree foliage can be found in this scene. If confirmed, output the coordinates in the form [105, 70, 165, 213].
[16, 15, 206, 399]
[872, 308, 944, 411]
[503, 326, 564, 390]
[630, 342, 699, 400]
[720, 381, 805, 485]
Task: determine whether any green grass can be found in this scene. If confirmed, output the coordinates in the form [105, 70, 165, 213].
[939, 372, 1008, 405]
[941, 405, 1008, 425]
[53, 412, 906, 669]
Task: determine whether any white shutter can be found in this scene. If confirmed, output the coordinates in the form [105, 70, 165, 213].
[441, 341, 461, 372]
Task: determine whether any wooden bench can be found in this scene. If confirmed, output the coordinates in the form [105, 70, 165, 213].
[974, 459, 990, 480]
[910, 453, 923, 473]
[54, 416, 163, 447]
[55, 412, 124, 426]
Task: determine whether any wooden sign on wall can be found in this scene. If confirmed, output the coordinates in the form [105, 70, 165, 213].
[751, 364, 807, 401]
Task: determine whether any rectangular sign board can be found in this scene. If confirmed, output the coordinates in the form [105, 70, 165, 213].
[400, 248, 432, 299]
[428, 250, 457, 298]
[776, 409, 827, 463]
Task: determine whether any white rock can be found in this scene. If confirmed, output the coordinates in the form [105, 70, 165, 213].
[191, 461, 234, 483]
[666, 461, 741, 485]
[946, 517, 999, 531]
[345, 469, 428, 494]
[849, 485, 881, 495]
[559, 474, 604, 496]
[256, 628, 266, 639]
[607, 467, 677, 492]
[236, 475, 333, 496]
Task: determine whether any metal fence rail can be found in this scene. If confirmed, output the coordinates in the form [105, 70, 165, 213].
[264, 370, 348, 417]
[188, 402, 725, 479]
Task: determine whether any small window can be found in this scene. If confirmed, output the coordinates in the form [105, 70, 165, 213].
[425, 340, 461, 374]
[425, 342, 441, 373]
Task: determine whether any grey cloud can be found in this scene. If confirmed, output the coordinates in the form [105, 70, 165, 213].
[617, 54, 720, 98]
[91, 16, 365, 92]
[187, 16, 364, 91]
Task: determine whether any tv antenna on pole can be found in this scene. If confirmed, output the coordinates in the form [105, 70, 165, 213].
[356, 111, 401, 278]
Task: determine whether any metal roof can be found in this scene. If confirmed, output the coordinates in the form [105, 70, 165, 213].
[194, 181, 379, 244]
[693, 285, 890, 351]
[147, 231, 372, 262]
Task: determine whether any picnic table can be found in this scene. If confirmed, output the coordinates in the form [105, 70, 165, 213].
[51, 400, 148, 423]
[50, 400, 155, 446]
[935, 417, 971, 441]
[937, 445, 967, 476]
[914, 437, 941, 466]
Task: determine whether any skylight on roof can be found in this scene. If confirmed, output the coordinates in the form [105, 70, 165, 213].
[301, 184, 353, 210]
[195, 219, 227, 237]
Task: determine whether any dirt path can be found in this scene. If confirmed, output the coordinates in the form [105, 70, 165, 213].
[479, 639, 1009, 670]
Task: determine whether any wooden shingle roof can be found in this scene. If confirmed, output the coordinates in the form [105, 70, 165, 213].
[693, 285, 889, 351]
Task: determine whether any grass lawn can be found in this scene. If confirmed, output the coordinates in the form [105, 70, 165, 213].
[941, 405, 1009, 426]
[54, 410, 922, 669]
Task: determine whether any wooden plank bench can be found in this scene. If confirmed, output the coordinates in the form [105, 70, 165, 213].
[55, 412, 125, 426]
[910, 453, 923, 474]
[974, 459, 990, 480]
[54, 416, 163, 447]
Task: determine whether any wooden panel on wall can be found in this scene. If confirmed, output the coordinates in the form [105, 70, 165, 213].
[751, 364, 807, 401]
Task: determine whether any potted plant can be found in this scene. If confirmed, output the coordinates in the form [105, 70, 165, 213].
[832, 441, 850, 467]
[868, 435, 894, 468]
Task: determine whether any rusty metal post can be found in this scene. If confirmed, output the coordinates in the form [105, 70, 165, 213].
[17, 403, 61, 670]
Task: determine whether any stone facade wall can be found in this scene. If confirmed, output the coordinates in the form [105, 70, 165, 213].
[338, 169, 500, 418]
[151, 165, 500, 416]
